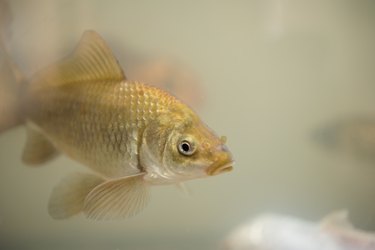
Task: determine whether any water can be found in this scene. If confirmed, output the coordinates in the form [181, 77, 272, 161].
[0, 1, 375, 249]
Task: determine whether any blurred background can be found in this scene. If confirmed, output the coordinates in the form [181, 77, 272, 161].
[0, 0, 375, 249]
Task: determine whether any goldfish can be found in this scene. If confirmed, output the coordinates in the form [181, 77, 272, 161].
[0, 30, 234, 220]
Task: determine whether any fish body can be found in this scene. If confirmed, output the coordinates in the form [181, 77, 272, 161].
[14, 31, 233, 220]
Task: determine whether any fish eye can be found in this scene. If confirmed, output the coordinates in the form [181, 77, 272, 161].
[178, 140, 196, 156]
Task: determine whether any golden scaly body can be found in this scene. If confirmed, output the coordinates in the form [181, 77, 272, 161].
[26, 79, 181, 178]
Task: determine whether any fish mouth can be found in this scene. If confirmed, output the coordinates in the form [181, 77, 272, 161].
[206, 159, 234, 176]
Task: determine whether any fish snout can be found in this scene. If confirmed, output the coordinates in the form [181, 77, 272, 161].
[206, 153, 234, 176]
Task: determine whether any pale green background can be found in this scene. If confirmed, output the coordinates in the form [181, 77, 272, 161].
[0, 0, 375, 249]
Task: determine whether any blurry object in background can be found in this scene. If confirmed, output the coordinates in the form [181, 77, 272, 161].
[125, 55, 204, 110]
[0, 0, 24, 133]
[0, 43, 24, 133]
[0, 0, 11, 41]
[313, 117, 375, 163]
[321, 211, 375, 250]
[222, 211, 375, 250]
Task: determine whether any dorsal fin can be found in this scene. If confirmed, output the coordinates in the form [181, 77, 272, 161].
[32, 30, 126, 86]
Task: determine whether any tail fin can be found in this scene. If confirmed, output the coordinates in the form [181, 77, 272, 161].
[0, 0, 25, 133]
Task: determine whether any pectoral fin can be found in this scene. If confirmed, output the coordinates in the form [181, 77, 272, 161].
[22, 127, 59, 165]
[83, 173, 149, 220]
[48, 172, 105, 219]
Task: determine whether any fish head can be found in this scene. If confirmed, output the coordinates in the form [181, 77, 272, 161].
[141, 106, 234, 184]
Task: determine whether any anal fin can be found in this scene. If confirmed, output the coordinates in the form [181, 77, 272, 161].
[83, 173, 149, 220]
[48, 172, 105, 219]
[22, 127, 59, 165]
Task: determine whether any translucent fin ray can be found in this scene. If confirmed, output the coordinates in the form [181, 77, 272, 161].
[83, 173, 149, 220]
[31, 30, 126, 88]
[48, 172, 105, 219]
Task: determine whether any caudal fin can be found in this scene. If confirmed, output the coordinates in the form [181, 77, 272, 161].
[0, 0, 25, 133]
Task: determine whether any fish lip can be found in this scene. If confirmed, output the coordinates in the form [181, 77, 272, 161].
[206, 160, 234, 176]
